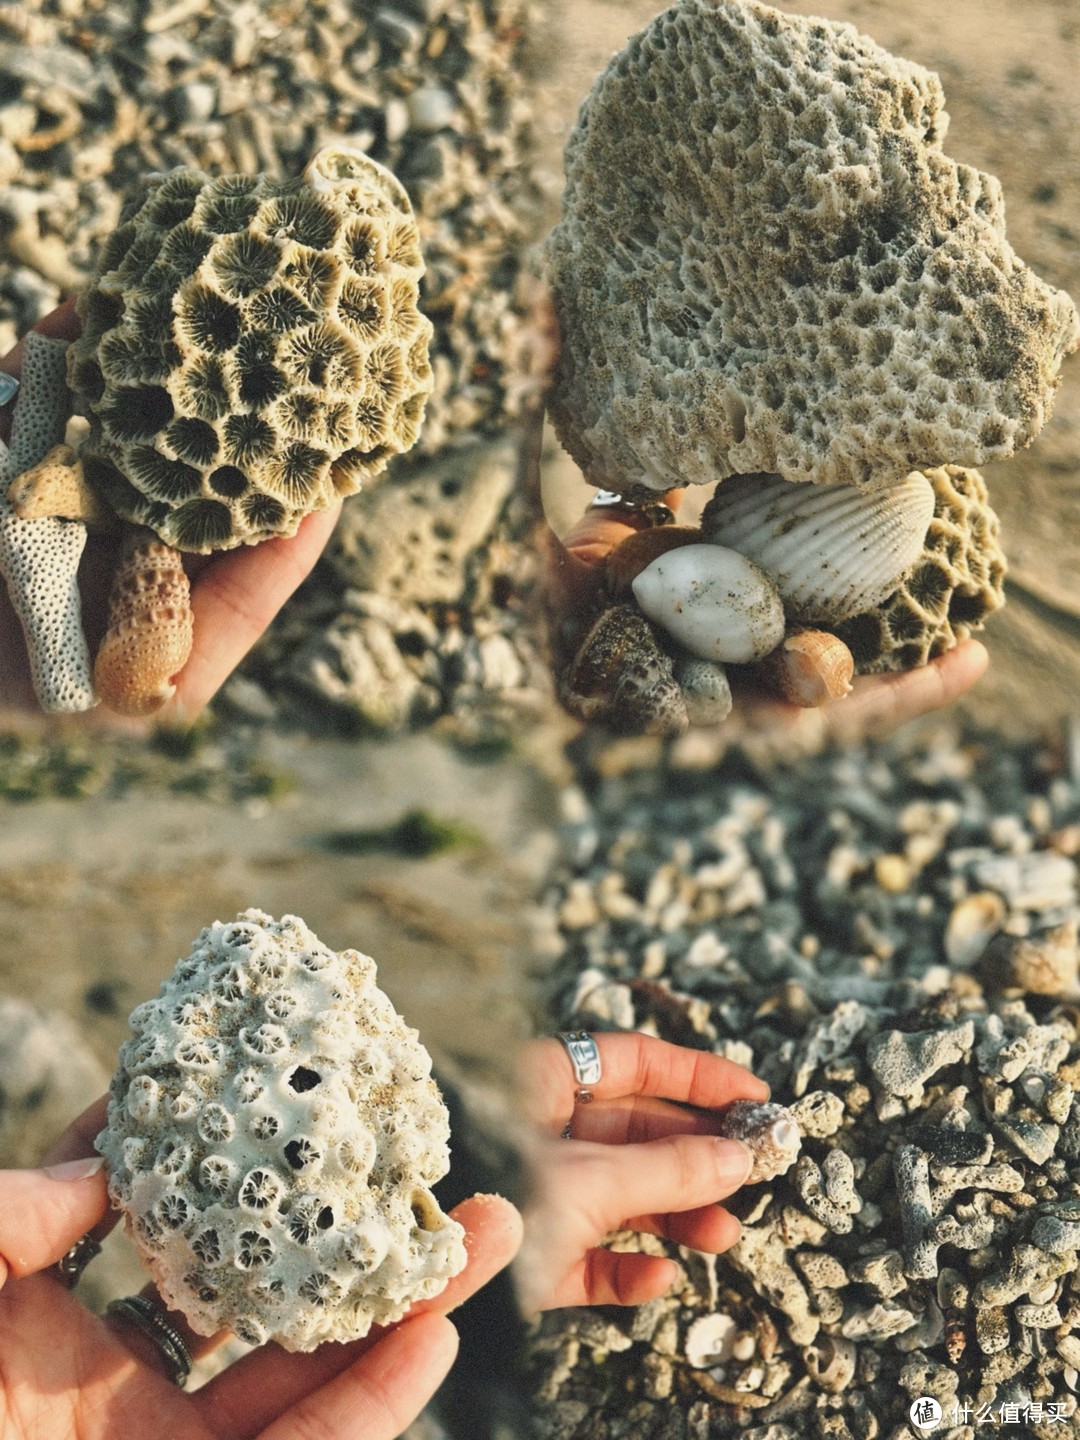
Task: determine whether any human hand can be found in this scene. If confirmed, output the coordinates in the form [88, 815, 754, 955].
[514, 1032, 769, 1312]
[0, 304, 340, 724]
[0, 1096, 523, 1440]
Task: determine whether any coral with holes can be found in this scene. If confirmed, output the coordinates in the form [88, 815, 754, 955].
[832, 465, 1006, 672]
[95, 910, 466, 1350]
[544, 0, 1079, 495]
[66, 147, 433, 553]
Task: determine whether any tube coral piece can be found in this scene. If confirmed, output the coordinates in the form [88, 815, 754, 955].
[756, 629, 855, 707]
[94, 527, 193, 716]
[0, 332, 95, 712]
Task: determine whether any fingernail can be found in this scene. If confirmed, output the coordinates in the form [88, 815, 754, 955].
[712, 1138, 754, 1184]
[44, 1156, 105, 1182]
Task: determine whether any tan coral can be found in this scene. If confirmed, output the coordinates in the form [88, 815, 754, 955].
[7, 444, 116, 530]
[544, 0, 1079, 495]
[832, 465, 1006, 674]
[755, 629, 854, 707]
[94, 528, 194, 716]
[67, 146, 433, 554]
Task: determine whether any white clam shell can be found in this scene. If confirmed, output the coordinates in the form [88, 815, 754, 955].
[702, 471, 935, 623]
[684, 1313, 739, 1368]
[631, 544, 785, 663]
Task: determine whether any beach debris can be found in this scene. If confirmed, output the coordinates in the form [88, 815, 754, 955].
[96, 909, 466, 1351]
[544, 0, 1079, 496]
[701, 472, 935, 624]
[0, 331, 95, 711]
[528, 723, 1080, 1434]
[715, 1100, 801, 1183]
[834, 465, 1007, 675]
[632, 545, 786, 664]
[64, 145, 433, 554]
[93, 527, 194, 717]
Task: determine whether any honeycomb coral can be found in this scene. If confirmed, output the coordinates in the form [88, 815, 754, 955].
[544, 0, 1079, 495]
[832, 465, 1006, 673]
[67, 147, 433, 553]
[96, 910, 466, 1351]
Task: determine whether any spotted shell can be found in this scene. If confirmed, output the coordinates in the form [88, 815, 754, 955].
[94, 528, 193, 716]
[560, 603, 689, 736]
[701, 471, 935, 623]
[715, 1100, 801, 1183]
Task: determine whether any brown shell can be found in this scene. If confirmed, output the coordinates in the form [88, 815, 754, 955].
[605, 525, 703, 597]
[94, 530, 194, 716]
[755, 629, 854, 707]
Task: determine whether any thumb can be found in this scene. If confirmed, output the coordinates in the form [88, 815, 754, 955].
[0, 1156, 108, 1289]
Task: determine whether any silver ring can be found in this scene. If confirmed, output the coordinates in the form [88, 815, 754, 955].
[55, 1234, 102, 1288]
[106, 1295, 193, 1388]
[557, 1031, 602, 1088]
[0, 372, 19, 406]
[588, 489, 629, 509]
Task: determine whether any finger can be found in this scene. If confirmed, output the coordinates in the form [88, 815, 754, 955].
[257, 1311, 458, 1440]
[34, 1095, 124, 1253]
[0, 1158, 108, 1288]
[628, 1202, 742, 1254]
[825, 639, 989, 741]
[571, 1134, 752, 1237]
[524, 1033, 769, 1131]
[0, 300, 81, 443]
[164, 503, 341, 721]
[548, 1250, 679, 1309]
[568, 1095, 744, 1146]
[193, 1193, 521, 1440]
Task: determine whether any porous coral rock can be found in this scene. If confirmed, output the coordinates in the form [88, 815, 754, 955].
[833, 464, 1007, 674]
[544, 0, 1079, 495]
[0, 331, 95, 711]
[96, 910, 466, 1351]
[67, 147, 434, 553]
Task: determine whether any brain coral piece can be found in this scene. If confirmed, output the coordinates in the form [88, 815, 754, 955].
[67, 147, 433, 553]
[832, 465, 1006, 673]
[544, 0, 1079, 494]
[96, 910, 466, 1351]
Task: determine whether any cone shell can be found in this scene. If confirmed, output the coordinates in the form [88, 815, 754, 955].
[714, 1099, 801, 1183]
[701, 471, 935, 623]
[560, 603, 688, 736]
[756, 629, 854, 707]
[631, 543, 785, 663]
[94, 530, 194, 716]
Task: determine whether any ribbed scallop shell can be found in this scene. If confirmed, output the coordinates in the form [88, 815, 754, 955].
[701, 471, 935, 623]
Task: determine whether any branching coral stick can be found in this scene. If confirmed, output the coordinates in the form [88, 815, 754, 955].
[0, 332, 95, 712]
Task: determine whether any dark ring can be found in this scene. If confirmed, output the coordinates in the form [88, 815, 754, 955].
[106, 1295, 193, 1388]
[55, 1234, 102, 1289]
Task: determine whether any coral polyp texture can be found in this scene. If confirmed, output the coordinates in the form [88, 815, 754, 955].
[834, 465, 1007, 673]
[67, 147, 433, 553]
[544, 0, 1079, 495]
[96, 910, 466, 1351]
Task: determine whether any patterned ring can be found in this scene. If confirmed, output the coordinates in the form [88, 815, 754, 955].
[105, 1295, 193, 1388]
[54, 1234, 102, 1289]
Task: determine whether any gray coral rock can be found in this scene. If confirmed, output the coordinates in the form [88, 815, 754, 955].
[544, 0, 1079, 494]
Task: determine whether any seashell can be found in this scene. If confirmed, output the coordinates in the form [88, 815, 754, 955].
[980, 921, 1080, 998]
[802, 1335, 857, 1393]
[94, 528, 194, 717]
[684, 1313, 738, 1368]
[714, 1099, 801, 1183]
[674, 656, 733, 727]
[560, 604, 688, 736]
[605, 525, 703, 597]
[943, 891, 1007, 968]
[631, 544, 785, 664]
[754, 629, 853, 707]
[701, 471, 935, 623]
